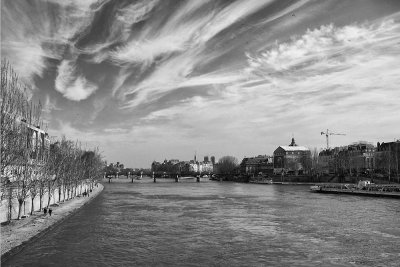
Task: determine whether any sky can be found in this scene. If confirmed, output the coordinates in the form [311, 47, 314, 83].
[2, 0, 400, 168]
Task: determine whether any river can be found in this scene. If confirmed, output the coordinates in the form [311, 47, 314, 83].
[3, 178, 400, 266]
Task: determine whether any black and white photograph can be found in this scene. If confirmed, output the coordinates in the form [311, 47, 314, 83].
[1, 0, 400, 266]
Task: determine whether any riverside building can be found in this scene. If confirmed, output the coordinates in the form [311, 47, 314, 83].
[375, 140, 400, 177]
[240, 155, 273, 175]
[273, 138, 311, 175]
[333, 141, 375, 176]
[2, 120, 50, 181]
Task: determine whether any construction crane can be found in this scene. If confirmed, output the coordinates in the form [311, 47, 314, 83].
[321, 129, 346, 149]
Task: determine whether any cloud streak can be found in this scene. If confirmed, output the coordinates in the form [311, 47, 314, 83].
[2, 1, 400, 167]
[55, 60, 98, 101]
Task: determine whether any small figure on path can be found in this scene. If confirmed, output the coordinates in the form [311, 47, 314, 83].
[44, 207, 47, 215]
[49, 208, 53, 216]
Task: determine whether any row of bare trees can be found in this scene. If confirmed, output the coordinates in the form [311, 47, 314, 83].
[1, 60, 104, 222]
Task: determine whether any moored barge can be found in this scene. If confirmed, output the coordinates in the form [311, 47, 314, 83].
[310, 182, 400, 199]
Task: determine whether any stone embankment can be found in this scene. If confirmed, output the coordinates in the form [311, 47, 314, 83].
[1, 184, 104, 262]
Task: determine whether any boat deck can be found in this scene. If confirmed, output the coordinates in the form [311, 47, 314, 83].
[310, 183, 400, 199]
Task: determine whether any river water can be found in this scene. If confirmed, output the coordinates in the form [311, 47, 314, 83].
[4, 178, 400, 266]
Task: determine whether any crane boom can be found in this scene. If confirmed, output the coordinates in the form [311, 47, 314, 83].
[320, 129, 346, 149]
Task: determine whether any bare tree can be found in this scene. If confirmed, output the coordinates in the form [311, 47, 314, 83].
[1, 59, 105, 222]
[29, 179, 39, 215]
[310, 148, 320, 175]
[37, 171, 48, 211]
[14, 162, 34, 219]
[217, 156, 238, 176]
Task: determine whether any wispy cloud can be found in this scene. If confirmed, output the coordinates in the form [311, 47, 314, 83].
[55, 60, 98, 101]
[109, 2, 213, 65]
[1, 0, 102, 83]
[2, 1, 400, 167]
[1, 41, 49, 83]
[247, 20, 400, 76]
[107, 0, 276, 108]
[197, 0, 274, 43]
[42, 94, 62, 113]
[129, 12, 400, 156]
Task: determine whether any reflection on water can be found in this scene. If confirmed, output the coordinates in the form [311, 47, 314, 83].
[4, 178, 400, 266]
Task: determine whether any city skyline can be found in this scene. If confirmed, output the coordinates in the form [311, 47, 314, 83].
[2, 0, 400, 168]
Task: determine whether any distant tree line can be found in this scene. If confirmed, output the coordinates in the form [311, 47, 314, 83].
[103, 164, 152, 177]
[1, 60, 104, 222]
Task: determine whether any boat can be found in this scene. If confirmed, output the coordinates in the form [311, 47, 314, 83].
[249, 178, 273, 184]
[310, 185, 321, 191]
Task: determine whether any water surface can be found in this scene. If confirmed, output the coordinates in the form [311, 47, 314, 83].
[4, 178, 400, 266]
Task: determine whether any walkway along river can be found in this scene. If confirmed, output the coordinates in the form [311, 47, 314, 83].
[3, 178, 400, 266]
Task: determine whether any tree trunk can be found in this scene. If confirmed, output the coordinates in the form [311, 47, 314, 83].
[30, 197, 35, 215]
[64, 187, 67, 201]
[8, 193, 13, 222]
[59, 186, 62, 202]
[39, 194, 43, 211]
[17, 199, 23, 219]
[47, 192, 51, 208]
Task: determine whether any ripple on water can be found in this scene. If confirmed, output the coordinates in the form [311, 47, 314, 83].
[3, 182, 400, 267]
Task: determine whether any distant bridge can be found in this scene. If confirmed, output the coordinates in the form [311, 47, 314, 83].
[105, 175, 204, 183]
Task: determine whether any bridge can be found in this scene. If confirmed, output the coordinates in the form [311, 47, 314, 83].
[105, 175, 204, 183]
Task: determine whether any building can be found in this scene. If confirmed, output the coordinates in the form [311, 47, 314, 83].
[333, 142, 375, 176]
[200, 161, 214, 174]
[318, 149, 335, 174]
[151, 155, 215, 175]
[2, 120, 50, 181]
[240, 155, 273, 175]
[169, 159, 180, 165]
[187, 160, 199, 173]
[375, 140, 400, 177]
[347, 141, 375, 174]
[273, 138, 311, 175]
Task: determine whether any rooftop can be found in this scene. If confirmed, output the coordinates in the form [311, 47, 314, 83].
[279, 146, 310, 151]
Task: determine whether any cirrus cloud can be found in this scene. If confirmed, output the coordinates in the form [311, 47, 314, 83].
[55, 60, 98, 101]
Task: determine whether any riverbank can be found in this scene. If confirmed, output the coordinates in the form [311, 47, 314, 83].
[1, 183, 104, 262]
